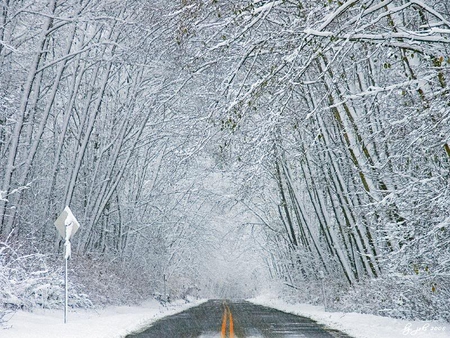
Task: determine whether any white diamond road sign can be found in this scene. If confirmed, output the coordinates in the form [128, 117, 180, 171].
[54, 206, 80, 240]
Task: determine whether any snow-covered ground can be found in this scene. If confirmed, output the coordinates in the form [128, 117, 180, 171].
[3, 295, 449, 338]
[1, 298, 206, 338]
[249, 295, 450, 338]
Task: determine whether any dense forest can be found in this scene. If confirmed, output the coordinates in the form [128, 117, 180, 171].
[1, 0, 449, 322]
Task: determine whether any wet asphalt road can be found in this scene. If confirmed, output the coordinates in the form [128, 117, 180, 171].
[125, 300, 353, 338]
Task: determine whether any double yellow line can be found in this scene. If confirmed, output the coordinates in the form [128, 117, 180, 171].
[221, 302, 234, 338]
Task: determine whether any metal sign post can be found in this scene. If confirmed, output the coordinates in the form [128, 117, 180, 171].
[54, 206, 80, 324]
[65, 240, 68, 323]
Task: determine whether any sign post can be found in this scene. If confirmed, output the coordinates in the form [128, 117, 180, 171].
[54, 206, 80, 324]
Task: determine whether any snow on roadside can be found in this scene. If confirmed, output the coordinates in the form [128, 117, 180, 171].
[249, 295, 450, 338]
[1, 298, 206, 338]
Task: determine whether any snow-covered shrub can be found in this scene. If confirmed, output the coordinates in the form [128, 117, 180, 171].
[0, 235, 182, 322]
[0, 237, 94, 326]
[334, 275, 450, 322]
[70, 254, 155, 307]
[273, 261, 351, 310]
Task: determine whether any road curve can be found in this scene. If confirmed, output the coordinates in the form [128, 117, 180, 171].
[125, 299, 353, 338]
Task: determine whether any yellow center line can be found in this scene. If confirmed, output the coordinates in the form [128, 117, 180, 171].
[221, 302, 235, 338]
[221, 307, 227, 338]
[229, 309, 234, 338]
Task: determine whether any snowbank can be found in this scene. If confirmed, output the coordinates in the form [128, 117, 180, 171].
[249, 295, 450, 338]
[1, 298, 206, 338]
